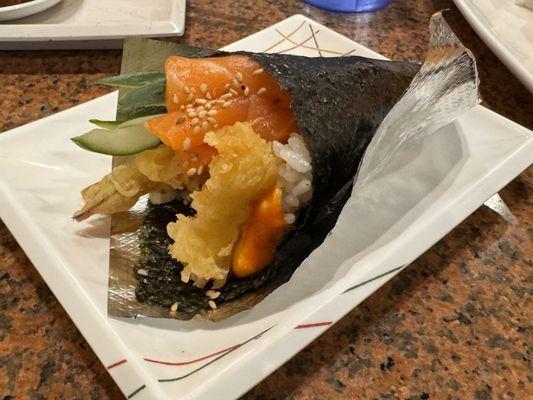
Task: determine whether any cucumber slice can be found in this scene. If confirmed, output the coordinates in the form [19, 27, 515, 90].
[89, 114, 163, 130]
[71, 124, 161, 156]
[118, 114, 164, 128]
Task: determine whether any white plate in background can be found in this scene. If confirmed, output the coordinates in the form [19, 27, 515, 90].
[0, 0, 185, 49]
[454, 0, 533, 92]
[0, 0, 62, 22]
[0, 14, 531, 400]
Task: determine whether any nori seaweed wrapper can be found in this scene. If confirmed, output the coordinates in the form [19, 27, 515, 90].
[131, 46, 418, 318]
[135, 200, 280, 318]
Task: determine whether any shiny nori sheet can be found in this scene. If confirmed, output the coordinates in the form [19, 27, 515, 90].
[126, 41, 418, 316]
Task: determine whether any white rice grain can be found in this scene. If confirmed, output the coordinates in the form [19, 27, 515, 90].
[292, 179, 312, 196]
[273, 133, 313, 217]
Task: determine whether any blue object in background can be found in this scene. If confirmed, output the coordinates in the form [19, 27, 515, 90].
[305, 0, 391, 12]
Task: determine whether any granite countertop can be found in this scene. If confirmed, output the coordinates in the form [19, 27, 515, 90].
[0, 1, 531, 399]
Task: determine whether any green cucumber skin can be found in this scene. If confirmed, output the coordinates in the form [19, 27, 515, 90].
[71, 124, 161, 156]
[89, 114, 164, 130]
[89, 119, 120, 129]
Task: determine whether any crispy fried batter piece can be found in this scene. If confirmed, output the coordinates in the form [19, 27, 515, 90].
[73, 145, 195, 221]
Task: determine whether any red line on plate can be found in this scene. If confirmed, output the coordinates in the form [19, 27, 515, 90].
[106, 359, 127, 370]
[294, 321, 334, 329]
[144, 344, 241, 366]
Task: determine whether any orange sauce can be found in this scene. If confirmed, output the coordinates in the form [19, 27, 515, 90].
[230, 187, 288, 278]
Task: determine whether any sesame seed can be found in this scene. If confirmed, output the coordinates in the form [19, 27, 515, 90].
[222, 101, 232, 108]
[206, 290, 220, 299]
[182, 138, 191, 151]
[191, 156, 198, 162]
[205, 102, 212, 110]
[200, 83, 207, 94]
[202, 121, 209, 130]
[137, 268, 148, 276]
[206, 92, 212, 100]
[184, 85, 190, 93]
[195, 98, 207, 105]
[176, 116, 186, 124]
[197, 165, 204, 175]
[252, 68, 264, 76]
[235, 71, 243, 82]
[207, 109, 218, 116]
[197, 110, 206, 118]
[220, 93, 232, 100]
[231, 78, 239, 87]
[173, 94, 180, 104]
[170, 302, 179, 312]
[188, 111, 198, 118]
[223, 83, 230, 92]
[193, 126, 202, 135]
[257, 87, 267, 95]
[207, 117, 217, 126]
[196, 105, 205, 112]
[190, 118, 199, 126]
[229, 88, 239, 96]
[215, 100, 225, 105]
[187, 168, 197, 176]
[243, 87, 250, 97]
[186, 93, 194, 102]
[208, 300, 217, 310]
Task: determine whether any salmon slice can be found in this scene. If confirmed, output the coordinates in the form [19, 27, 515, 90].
[175, 144, 217, 172]
[165, 55, 292, 112]
[145, 95, 298, 153]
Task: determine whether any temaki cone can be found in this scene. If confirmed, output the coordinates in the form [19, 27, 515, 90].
[107, 15, 476, 320]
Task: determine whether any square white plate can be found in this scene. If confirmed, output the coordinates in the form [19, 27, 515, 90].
[0, 0, 186, 50]
[453, 0, 533, 92]
[0, 14, 531, 400]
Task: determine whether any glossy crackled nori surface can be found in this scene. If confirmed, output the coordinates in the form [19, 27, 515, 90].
[134, 200, 279, 313]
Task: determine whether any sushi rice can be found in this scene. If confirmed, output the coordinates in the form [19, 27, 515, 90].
[273, 134, 313, 224]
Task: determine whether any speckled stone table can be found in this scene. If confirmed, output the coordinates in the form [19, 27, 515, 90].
[0, 1, 531, 399]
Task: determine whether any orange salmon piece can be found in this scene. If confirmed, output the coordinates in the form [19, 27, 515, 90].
[165, 55, 291, 111]
[145, 95, 296, 152]
[175, 144, 217, 171]
[145, 97, 250, 151]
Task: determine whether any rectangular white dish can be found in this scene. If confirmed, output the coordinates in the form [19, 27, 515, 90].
[453, 0, 533, 92]
[0, 14, 531, 400]
[0, 0, 186, 50]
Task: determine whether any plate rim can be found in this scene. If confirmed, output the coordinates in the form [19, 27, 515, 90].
[0, 0, 186, 41]
[0, 0, 59, 12]
[453, 0, 533, 92]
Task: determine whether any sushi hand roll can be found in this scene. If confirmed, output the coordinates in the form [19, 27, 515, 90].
[73, 51, 415, 290]
[72, 13, 477, 319]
